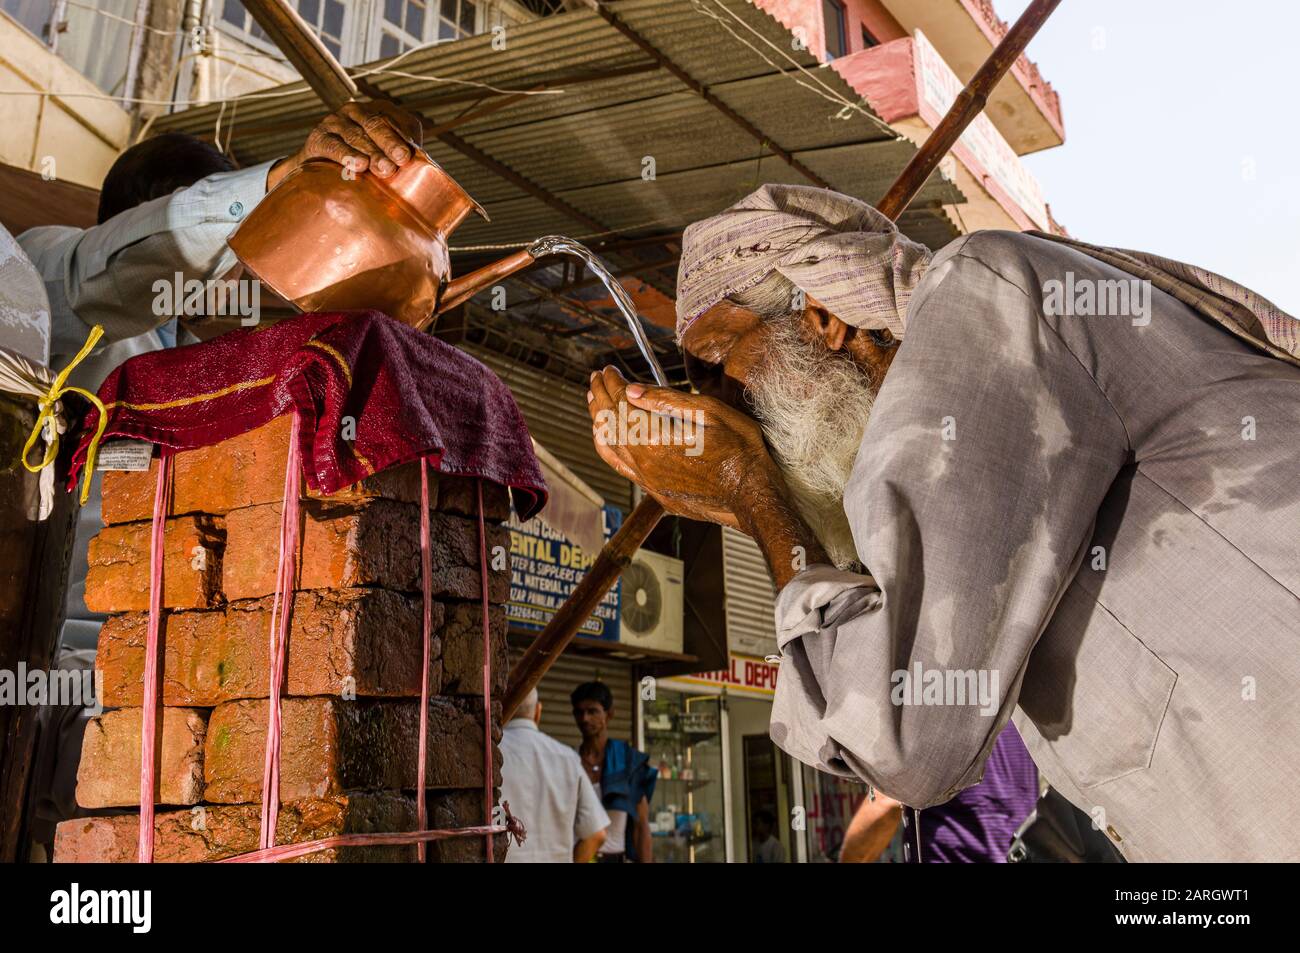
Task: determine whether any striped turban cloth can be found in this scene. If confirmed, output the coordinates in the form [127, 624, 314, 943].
[674, 184, 933, 342]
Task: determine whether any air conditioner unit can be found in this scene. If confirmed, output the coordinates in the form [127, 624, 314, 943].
[618, 549, 684, 655]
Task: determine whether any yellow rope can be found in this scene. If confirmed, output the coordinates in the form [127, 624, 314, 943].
[22, 324, 111, 505]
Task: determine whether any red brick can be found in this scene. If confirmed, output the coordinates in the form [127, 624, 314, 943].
[425, 788, 509, 863]
[203, 697, 499, 804]
[222, 499, 509, 602]
[438, 475, 512, 522]
[439, 603, 508, 697]
[76, 707, 207, 808]
[101, 416, 424, 524]
[96, 589, 440, 708]
[85, 515, 224, 612]
[52, 794, 417, 863]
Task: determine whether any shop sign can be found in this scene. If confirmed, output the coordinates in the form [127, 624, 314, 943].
[668, 653, 780, 697]
[507, 505, 622, 640]
[913, 29, 1050, 231]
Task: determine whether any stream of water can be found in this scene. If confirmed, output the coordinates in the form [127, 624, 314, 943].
[526, 235, 671, 387]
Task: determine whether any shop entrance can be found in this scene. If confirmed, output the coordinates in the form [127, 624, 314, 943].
[742, 733, 788, 863]
[643, 690, 726, 862]
[727, 696, 792, 863]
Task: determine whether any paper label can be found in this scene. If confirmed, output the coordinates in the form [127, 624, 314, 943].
[95, 439, 154, 472]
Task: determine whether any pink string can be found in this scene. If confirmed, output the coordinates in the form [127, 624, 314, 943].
[258, 413, 302, 850]
[476, 478, 494, 863]
[216, 807, 526, 863]
[137, 453, 173, 863]
[134, 420, 508, 865]
[219, 470, 521, 865]
[416, 457, 432, 861]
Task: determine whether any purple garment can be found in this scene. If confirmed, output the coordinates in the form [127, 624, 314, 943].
[908, 724, 1038, 863]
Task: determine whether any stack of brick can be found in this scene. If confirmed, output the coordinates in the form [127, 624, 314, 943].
[53, 415, 514, 862]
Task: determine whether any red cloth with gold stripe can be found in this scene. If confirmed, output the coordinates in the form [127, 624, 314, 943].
[69, 310, 547, 518]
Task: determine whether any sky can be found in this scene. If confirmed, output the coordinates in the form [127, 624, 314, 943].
[991, 0, 1300, 313]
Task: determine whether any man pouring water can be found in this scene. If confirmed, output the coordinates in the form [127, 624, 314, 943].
[586, 183, 1300, 862]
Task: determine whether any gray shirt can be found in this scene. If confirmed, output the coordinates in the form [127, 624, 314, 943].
[770, 230, 1300, 862]
[500, 718, 609, 863]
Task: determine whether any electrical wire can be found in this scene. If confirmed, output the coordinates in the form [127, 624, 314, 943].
[687, 0, 899, 139]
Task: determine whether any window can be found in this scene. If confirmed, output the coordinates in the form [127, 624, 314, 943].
[379, 0, 427, 57]
[11, 0, 134, 94]
[861, 24, 879, 50]
[379, 0, 479, 57]
[214, 0, 487, 66]
[220, 0, 271, 45]
[437, 0, 478, 41]
[219, 0, 348, 60]
[2, 0, 55, 41]
[296, 0, 348, 60]
[822, 0, 846, 59]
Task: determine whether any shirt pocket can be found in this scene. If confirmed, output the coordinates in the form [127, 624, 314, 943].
[1016, 584, 1177, 788]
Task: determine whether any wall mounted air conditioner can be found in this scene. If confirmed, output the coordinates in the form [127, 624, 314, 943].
[618, 549, 684, 655]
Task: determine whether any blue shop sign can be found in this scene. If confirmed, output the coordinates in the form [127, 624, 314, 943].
[507, 504, 622, 640]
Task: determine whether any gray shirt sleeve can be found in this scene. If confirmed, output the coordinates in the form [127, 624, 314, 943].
[19, 160, 277, 355]
[574, 766, 610, 842]
[769, 236, 1130, 808]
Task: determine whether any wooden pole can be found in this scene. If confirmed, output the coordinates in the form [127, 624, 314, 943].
[502, 0, 1065, 722]
[240, 0, 357, 110]
[875, 0, 1063, 220]
[506, 497, 665, 717]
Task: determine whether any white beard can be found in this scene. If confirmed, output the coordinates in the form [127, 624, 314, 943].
[746, 319, 876, 571]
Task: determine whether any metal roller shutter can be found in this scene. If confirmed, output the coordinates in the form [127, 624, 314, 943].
[722, 526, 778, 660]
[507, 647, 636, 751]
[466, 345, 634, 512]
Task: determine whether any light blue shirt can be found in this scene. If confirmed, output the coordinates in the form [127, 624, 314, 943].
[18, 159, 277, 390]
[15, 159, 276, 649]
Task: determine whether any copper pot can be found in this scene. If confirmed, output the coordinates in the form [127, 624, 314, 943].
[228, 150, 536, 329]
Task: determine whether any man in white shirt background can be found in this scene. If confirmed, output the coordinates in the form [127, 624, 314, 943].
[500, 687, 609, 863]
[751, 809, 785, 864]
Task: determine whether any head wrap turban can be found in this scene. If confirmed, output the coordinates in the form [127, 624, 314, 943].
[675, 184, 932, 341]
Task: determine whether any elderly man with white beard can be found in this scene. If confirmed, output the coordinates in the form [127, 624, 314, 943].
[586, 184, 1300, 863]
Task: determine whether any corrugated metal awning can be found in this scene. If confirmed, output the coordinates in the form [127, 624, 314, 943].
[153, 0, 965, 378]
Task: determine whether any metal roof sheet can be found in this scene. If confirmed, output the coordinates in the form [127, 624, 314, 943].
[154, 0, 966, 379]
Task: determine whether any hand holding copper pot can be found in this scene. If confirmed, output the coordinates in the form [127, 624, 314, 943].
[225, 0, 652, 339]
[266, 100, 424, 190]
[231, 99, 546, 330]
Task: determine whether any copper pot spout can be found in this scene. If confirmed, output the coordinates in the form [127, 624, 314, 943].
[424, 248, 538, 330]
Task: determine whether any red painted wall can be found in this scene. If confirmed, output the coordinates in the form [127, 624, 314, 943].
[830, 37, 917, 123]
[755, 0, 905, 61]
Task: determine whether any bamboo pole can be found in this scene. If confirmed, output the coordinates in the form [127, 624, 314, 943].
[502, 0, 1065, 722]
[240, 0, 357, 110]
[875, 0, 1063, 219]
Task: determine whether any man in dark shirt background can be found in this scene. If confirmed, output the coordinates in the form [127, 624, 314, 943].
[572, 681, 657, 863]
